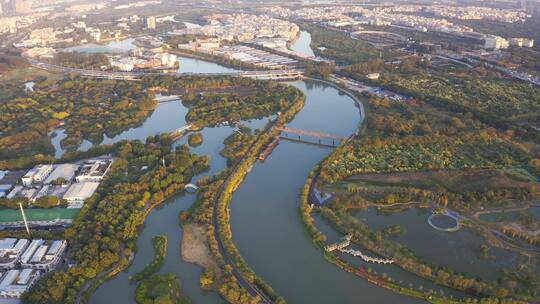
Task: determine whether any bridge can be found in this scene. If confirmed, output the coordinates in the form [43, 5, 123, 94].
[275, 126, 344, 146]
[325, 234, 352, 252]
[28, 59, 303, 81]
[184, 184, 199, 192]
[169, 125, 192, 141]
[340, 248, 394, 265]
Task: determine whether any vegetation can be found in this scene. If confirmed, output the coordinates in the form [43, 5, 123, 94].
[46, 52, 110, 70]
[134, 274, 191, 304]
[220, 125, 258, 167]
[183, 81, 302, 128]
[166, 34, 213, 46]
[304, 62, 335, 79]
[0, 77, 156, 164]
[184, 88, 306, 303]
[342, 56, 540, 133]
[0, 51, 29, 73]
[314, 61, 540, 301]
[23, 135, 209, 304]
[303, 24, 397, 64]
[320, 95, 537, 183]
[187, 133, 203, 147]
[130, 235, 168, 282]
[1, 75, 300, 169]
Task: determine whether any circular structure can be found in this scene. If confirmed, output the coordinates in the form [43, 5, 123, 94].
[350, 31, 407, 47]
[428, 213, 461, 232]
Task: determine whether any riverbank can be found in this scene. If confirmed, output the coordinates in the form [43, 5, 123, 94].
[300, 171, 463, 303]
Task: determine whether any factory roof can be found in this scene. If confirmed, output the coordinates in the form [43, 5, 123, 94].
[44, 164, 79, 184]
[63, 182, 100, 201]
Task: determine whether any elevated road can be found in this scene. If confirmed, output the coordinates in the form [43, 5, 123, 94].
[28, 58, 303, 81]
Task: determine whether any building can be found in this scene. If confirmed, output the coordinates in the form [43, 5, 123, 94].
[0, 268, 41, 297]
[21, 240, 66, 271]
[366, 73, 380, 80]
[0, 239, 29, 269]
[158, 53, 177, 66]
[63, 182, 100, 207]
[21, 164, 53, 187]
[43, 164, 79, 185]
[484, 36, 509, 49]
[146, 16, 156, 29]
[0, 184, 11, 198]
[13, 0, 31, 14]
[75, 159, 113, 183]
[0, 238, 65, 297]
[510, 37, 534, 48]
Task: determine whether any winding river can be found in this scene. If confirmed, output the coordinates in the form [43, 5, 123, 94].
[31, 27, 530, 304]
[88, 58, 427, 303]
[83, 38, 457, 303]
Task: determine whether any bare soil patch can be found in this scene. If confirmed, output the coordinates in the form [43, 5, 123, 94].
[181, 223, 219, 273]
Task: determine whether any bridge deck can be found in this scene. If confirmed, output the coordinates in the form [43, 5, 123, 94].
[275, 127, 344, 140]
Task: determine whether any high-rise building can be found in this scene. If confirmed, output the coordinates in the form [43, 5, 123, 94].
[1, 0, 14, 15]
[14, 0, 31, 14]
[146, 16, 156, 30]
[484, 36, 509, 50]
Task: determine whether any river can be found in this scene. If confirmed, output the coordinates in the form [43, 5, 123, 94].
[289, 31, 316, 57]
[88, 38, 430, 303]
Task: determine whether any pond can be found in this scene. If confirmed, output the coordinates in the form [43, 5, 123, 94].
[353, 207, 520, 281]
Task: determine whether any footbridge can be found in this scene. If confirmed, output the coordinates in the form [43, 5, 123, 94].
[275, 126, 344, 146]
[340, 248, 394, 264]
[169, 125, 192, 141]
[184, 184, 199, 192]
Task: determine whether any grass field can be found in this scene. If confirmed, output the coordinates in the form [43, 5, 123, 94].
[346, 168, 537, 193]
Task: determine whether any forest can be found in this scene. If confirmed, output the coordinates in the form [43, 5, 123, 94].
[313, 62, 540, 302]
[23, 135, 209, 304]
[341, 57, 540, 134]
[46, 52, 110, 70]
[0, 77, 156, 166]
[134, 274, 191, 304]
[302, 24, 397, 64]
[183, 81, 301, 128]
[129, 235, 168, 282]
[0, 74, 302, 170]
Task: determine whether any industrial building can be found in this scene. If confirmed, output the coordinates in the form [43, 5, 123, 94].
[75, 159, 113, 183]
[0, 269, 41, 297]
[0, 238, 67, 271]
[0, 239, 29, 269]
[21, 164, 53, 187]
[0, 238, 66, 298]
[43, 164, 79, 185]
[20, 240, 66, 271]
[63, 182, 100, 207]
